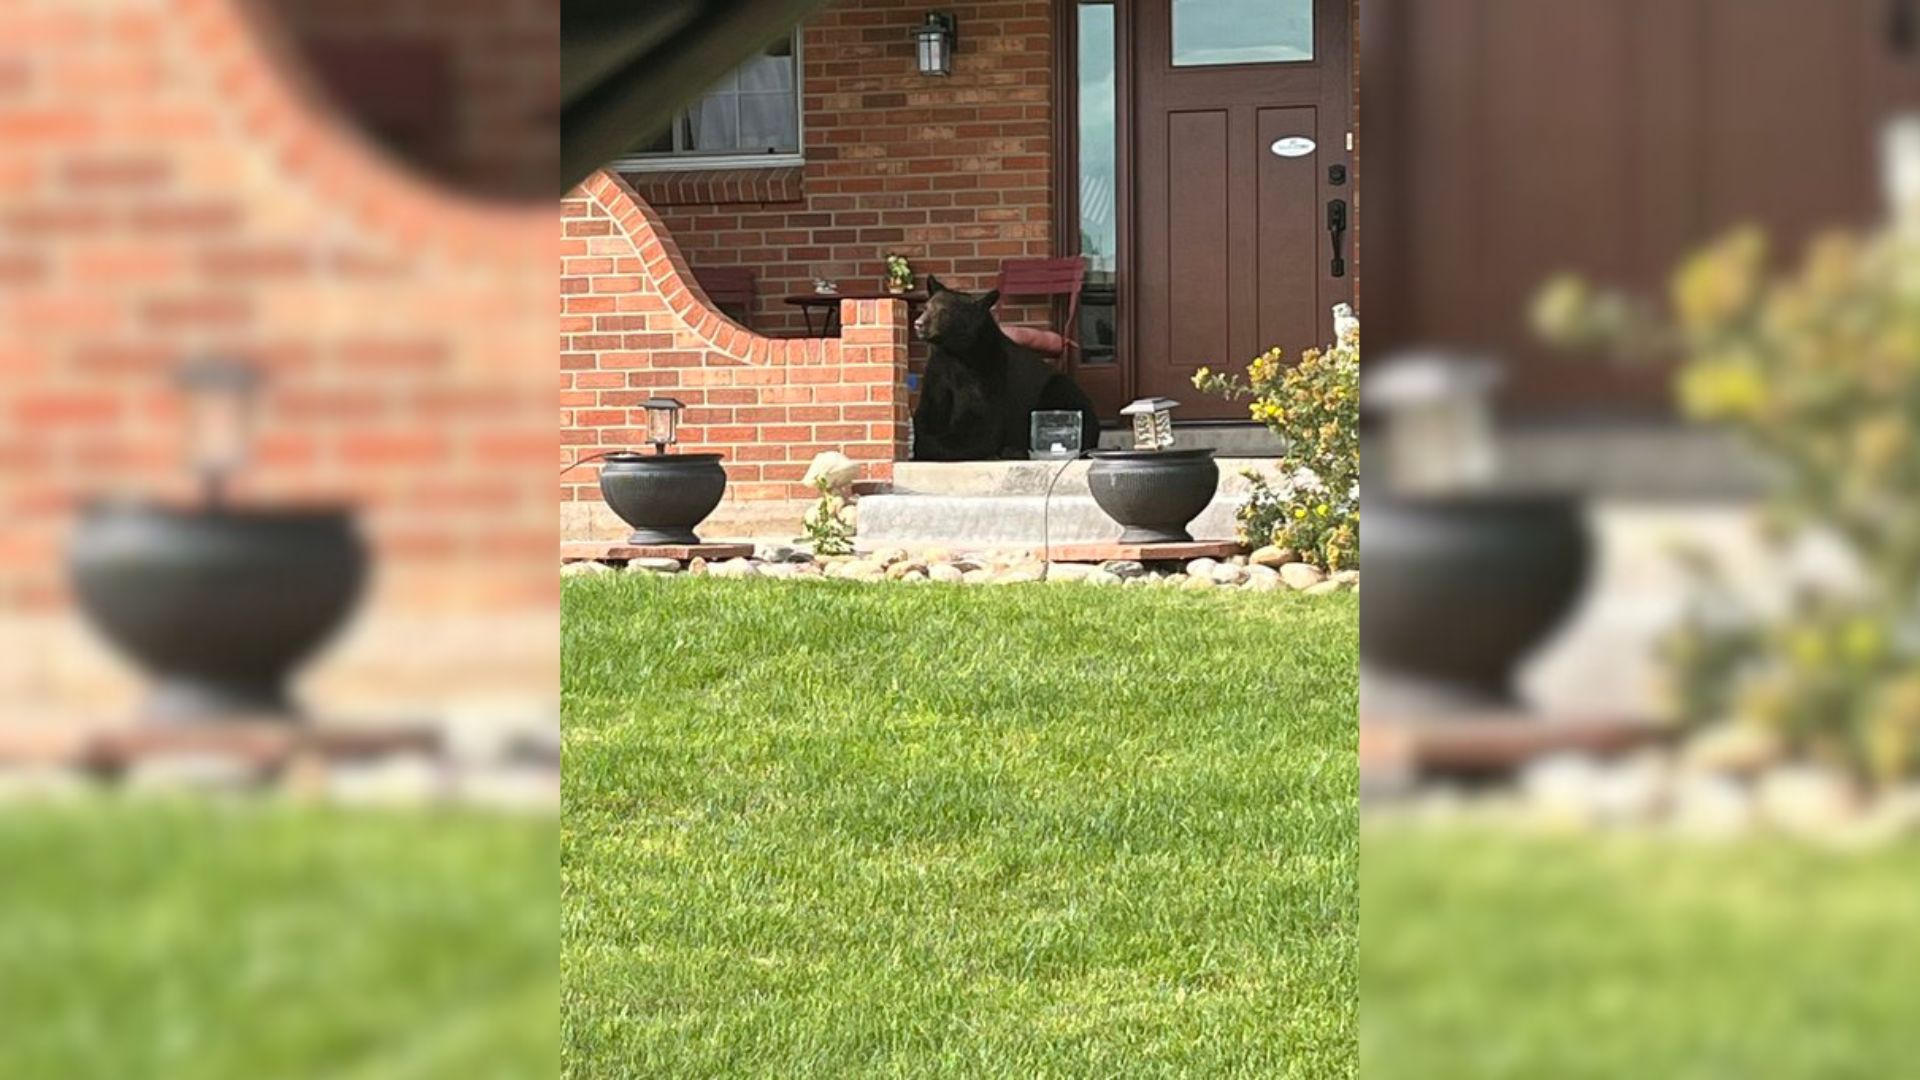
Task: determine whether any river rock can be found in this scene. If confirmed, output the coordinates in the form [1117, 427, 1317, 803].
[1250, 545, 1297, 568]
[1279, 563, 1327, 590]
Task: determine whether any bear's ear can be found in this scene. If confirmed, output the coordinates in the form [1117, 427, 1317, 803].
[925, 274, 946, 295]
[979, 289, 1001, 309]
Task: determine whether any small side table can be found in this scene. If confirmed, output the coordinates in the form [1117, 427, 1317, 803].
[782, 290, 927, 336]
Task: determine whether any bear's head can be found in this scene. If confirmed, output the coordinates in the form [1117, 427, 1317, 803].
[914, 275, 1002, 352]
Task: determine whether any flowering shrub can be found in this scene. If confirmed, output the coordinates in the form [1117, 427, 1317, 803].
[1193, 307, 1359, 570]
[1535, 227, 1920, 782]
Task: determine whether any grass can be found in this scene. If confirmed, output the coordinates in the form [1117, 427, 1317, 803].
[0, 802, 556, 1079]
[562, 577, 1359, 1078]
[1362, 827, 1920, 1078]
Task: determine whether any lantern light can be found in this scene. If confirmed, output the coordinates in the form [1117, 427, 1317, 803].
[176, 357, 261, 506]
[1120, 397, 1180, 451]
[644, 396, 685, 455]
[912, 12, 957, 77]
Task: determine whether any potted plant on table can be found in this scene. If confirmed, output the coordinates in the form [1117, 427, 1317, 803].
[884, 254, 915, 295]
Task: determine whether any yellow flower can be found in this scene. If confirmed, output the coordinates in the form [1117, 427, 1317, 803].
[1315, 504, 1329, 517]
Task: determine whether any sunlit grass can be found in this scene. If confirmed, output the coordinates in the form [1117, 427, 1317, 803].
[0, 802, 556, 1079]
[563, 577, 1358, 1078]
[1363, 826, 1920, 1078]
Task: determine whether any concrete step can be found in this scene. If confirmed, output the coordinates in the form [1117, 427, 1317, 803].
[890, 458, 1283, 497]
[861, 457, 1283, 548]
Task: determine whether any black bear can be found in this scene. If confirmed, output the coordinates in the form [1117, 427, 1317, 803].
[910, 276, 1103, 461]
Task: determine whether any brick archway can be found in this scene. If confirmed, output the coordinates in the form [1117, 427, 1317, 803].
[561, 171, 912, 542]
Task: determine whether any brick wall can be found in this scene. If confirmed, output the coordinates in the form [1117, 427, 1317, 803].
[623, 0, 1055, 339]
[560, 171, 910, 543]
[1, 0, 555, 717]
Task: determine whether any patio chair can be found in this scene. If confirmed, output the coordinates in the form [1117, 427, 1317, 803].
[993, 257, 1085, 364]
[693, 265, 757, 328]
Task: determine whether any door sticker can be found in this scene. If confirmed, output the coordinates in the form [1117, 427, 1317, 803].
[1270, 136, 1316, 158]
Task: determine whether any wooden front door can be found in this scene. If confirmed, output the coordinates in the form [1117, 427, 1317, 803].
[1128, 0, 1354, 418]
[1365, 0, 1920, 412]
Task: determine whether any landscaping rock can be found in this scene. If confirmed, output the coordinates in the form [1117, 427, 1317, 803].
[1332, 570, 1361, 587]
[1246, 574, 1284, 593]
[832, 560, 887, 581]
[1520, 754, 1603, 828]
[1182, 574, 1217, 591]
[758, 561, 799, 580]
[1757, 765, 1861, 835]
[562, 560, 613, 577]
[1100, 560, 1147, 579]
[1304, 580, 1345, 597]
[1669, 772, 1754, 838]
[754, 543, 797, 563]
[1591, 752, 1671, 825]
[709, 558, 760, 580]
[802, 451, 861, 493]
[994, 568, 1042, 585]
[1185, 557, 1220, 579]
[1210, 562, 1249, 586]
[125, 754, 265, 794]
[885, 560, 928, 580]
[1681, 722, 1784, 777]
[928, 564, 965, 584]
[1251, 545, 1297, 568]
[326, 754, 447, 807]
[626, 557, 683, 574]
[1279, 562, 1327, 590]
[962, 569, 991, 585]
[687, 557, 709, 576]
[1046, 562, 1095, 582]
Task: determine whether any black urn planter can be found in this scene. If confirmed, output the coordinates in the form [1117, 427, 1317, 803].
[598, 452, 728, 545]
[1361, 493, 1592, 707]
[67, 502, 368, 721]
[1087, 448, 1220, 544]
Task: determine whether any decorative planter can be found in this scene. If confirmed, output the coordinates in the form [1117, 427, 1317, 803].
[598, 451, 728, 544]
[1361, 493, 1592, 707]
[1087, 448, 1220, 544]
[67, 502, 368, 721]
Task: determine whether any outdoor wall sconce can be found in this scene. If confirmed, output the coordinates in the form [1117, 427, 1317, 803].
[178, 357, 261, 506]
[644, 396, 684, 454]
[912, 12, 957, 77]
[1120, 397, 1180, 451]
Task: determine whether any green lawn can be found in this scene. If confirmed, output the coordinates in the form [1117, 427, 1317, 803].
[0, 802, 556, 1079]
[1363, 827, 1920, 1078]
[563, 577, 1359, 1078]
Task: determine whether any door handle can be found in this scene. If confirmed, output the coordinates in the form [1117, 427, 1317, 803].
[1327, 198, 1349, 278]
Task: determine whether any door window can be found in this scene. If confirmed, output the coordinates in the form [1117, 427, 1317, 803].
[1172, 0, 1313, 66]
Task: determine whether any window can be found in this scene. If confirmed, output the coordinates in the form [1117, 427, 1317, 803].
[1172, 0, 1314, 67]
[621, 33, 802, 167]
[1075, 2, 1119, 366]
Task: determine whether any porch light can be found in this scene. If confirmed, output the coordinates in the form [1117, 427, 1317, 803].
[912, 12, 957, 76]
[177, 357, 261, 506]
[1121, 397, 1180, 451]
[644, 396, 684, 455]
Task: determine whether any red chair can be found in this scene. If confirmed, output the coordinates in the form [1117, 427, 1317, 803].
[993, 257, 1085, 362]
[693, 266, 757, 328]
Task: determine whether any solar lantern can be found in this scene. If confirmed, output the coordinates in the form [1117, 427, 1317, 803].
[1120, 397, 1180, 451]
[912, 12, 957, 77]
[643, 396, 684, 455]
[177, 357, 262, 506]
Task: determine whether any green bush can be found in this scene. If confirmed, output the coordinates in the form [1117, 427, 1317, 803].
[1536, 228, 1920, 782]
[1194, 306, 1359, 570]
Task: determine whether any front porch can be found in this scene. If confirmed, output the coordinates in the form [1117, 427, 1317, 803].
[560, 0, 1355, 544]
